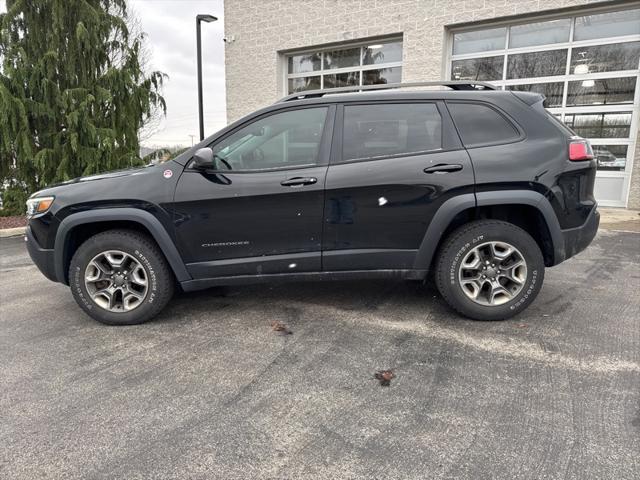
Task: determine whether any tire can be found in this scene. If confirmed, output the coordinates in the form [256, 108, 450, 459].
[69, 230, 174, 325]
[435, 220, 544, 321]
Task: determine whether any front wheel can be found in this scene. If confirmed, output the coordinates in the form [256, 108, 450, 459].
[435, 220, 544, 321]
[69, 230, 174, 325]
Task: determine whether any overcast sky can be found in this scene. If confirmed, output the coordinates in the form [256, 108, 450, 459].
[0, 0, 227, 148]
[129, 0, 226, 148]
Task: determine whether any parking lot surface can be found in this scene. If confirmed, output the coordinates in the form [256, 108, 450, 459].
[1, 230, 639, 479]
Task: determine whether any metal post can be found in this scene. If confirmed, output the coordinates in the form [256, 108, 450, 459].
[196, 14, 218, 141]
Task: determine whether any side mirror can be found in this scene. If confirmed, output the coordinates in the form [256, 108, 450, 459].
[193, 147, 214, 169]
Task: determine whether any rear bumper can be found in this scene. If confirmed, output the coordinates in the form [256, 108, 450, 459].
[559, 206, 600, 262]
[25, 226, 58, 282]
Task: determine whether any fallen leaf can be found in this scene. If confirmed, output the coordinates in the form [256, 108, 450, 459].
[374, 369, 395, 387]
[271, 321, 293, 335]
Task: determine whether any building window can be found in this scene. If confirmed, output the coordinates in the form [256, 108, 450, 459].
[448, 6, 640, 206]
[285, 39, 403, 94]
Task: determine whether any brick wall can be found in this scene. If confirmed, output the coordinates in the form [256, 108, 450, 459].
[223, 0, 639, 208]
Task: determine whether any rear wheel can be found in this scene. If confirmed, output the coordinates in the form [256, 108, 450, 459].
[435, 220, 544, 321]
[69, 230, 174, 325]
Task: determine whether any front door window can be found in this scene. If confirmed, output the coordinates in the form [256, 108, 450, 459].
[211, 107, 328, 171]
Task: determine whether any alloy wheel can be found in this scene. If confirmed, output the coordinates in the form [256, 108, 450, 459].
[457, 241, 527, 306]
[84, 250, 149, 312]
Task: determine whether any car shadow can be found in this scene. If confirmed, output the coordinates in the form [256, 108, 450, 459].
[154, 278, 463, 327]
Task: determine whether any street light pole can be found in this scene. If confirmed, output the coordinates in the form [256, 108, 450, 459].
[196, 14, 218, 141]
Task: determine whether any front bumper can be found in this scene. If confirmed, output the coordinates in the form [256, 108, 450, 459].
[560, 206, 600, 261]
[25, 226, 57, 282]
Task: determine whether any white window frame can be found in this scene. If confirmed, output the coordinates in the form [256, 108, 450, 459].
[282, 37, 403, 95]
[445, 5, 640, 207]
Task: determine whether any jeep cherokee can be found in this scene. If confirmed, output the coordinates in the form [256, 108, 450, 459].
[25, 81, 600, 325]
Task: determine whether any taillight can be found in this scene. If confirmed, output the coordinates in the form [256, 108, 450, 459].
[569, 139, 594, 161]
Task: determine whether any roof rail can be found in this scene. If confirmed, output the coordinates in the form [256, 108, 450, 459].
[277, 81, 496, 103]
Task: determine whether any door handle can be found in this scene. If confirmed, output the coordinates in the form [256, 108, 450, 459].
[423, 164, 463, 174]
[280, 177, 318, 187]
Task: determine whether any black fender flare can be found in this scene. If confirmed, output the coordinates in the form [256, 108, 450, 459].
[412, 190, 565, 271]
[475, 190, 565, 264]
[412, 193, 476, 271]
[54, 208, 191, 284]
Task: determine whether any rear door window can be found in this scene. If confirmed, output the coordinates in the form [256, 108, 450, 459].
[448, 102, 520, 147]
[341, 103, 442, 162]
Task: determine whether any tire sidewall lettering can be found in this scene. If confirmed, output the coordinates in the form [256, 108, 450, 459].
[510, 269, 537, 310]
[73, 265, 93, 310]
[450, 234, 484, 285]
[134, 249, 157, 304]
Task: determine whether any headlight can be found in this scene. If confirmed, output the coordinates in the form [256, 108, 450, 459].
[26, 196, 55, 216]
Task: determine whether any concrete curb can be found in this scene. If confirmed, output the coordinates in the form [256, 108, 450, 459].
[598, 208, 640, 224]
[0, 226, 26, 238]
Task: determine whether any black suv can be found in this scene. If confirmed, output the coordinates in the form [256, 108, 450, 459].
[25, 81, 599, 325]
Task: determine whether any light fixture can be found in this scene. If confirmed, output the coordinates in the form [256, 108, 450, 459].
[197, 14, 217, 23]
[582, 79, 595, 88]
[574, 64, 589, 75]
[368, 44, 384, 49]
[196, 14, 219, 141]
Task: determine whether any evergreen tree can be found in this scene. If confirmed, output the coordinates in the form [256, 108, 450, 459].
[0, 0, 166, 215]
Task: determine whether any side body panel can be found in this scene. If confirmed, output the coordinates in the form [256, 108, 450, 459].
[322, 101, 475, 270]
[173, 166, 328, 277]
[452, 96, 597, 230]
[28, 163, 181, 251]
[323, 151, 475, 269]
[172, 104, 336, 279]
[26, 163, 185, 284]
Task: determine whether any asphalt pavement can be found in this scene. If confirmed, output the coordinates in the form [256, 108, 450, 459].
[0, 230, 639, 479]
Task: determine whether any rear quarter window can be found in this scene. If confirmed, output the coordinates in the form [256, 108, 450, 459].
[546, 112, 576, 137]
[448, 102, 521, 147]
